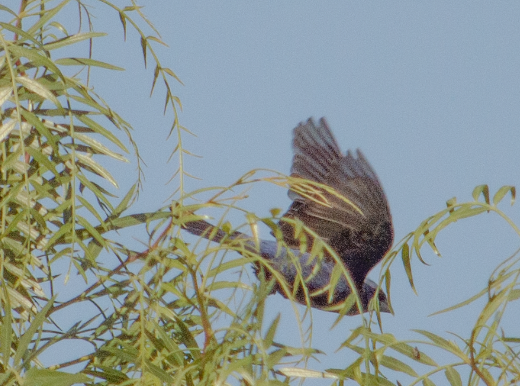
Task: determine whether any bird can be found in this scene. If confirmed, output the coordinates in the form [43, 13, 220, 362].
[183, 118, 393, 314]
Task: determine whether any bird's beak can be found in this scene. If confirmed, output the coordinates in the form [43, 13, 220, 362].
[379, 300, 394, 315]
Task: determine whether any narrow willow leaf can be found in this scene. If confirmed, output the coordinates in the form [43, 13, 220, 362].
[45, 222, 73, 250]
[24, 368, 90, 386]
[148, 320, 185, 366]
[493, 185, 516, 206]
[20, 109, 59, 151]
[75, 153, 119, 188]
[16, 221, 41, 241]
[413, 330, 466, 358]
[472, 184, 490, 204]
[205, 281, 250, 292]
[0, 86, 12, 106]
[49, 21, 68, 35]
[76, 174, 113, 209]
[444, 367, 462, 386]
[379, 354, 418, 376]
[508, 289, 520, 301]
[142, 361, 172, 384]
[7, 286, 36, 316]
[266, 349, 287, 369]
[118, 10, 127, 38]
[44, 32, 107, 51]
[206, 257, 250, 278]
[78, 210, 172, 236]
[0, 119, 16, 143]
[7, 46, 62, 78]
[100, 346, 138, 363]
[76, 215, 107, 248]
[76, 114, 129, 152]
[55, 57, 124, 70]
[163, 66, 184, 84]
[173, 317, 201, 360]
[279, 367, 339, 379]
[446, 196, 457, 208]
[26, 0, 68, 36]
[391, 343, 438, 366]
[429, 286, 487, 316]
[140, 36, 148, 66]
[77, 196, 105, 224]
[422, 377, 436, 386]
[401, 243, 416, 294]
[14, 296, 55, 366]
[384, 269, 393, 311]
[477, 290, 507, 326]
[25, 147, 60, 178]
[111, 184, 136, 218]
[75, 133, 128, 161]
[426, 237, 441, 257]
[16, 76, 61, 108]
[0, 286, 13, 362]
[264, 314, 280, 347]
[441, 206, 488, 223]
[0, 5, 17, 17]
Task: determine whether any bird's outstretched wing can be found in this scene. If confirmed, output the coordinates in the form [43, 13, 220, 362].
[278, 118, 393, 288]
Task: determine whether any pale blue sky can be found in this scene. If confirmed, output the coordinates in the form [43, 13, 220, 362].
[90, 1, 520, 382]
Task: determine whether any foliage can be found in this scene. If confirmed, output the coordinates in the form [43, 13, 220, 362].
[0, 1, 519, 385]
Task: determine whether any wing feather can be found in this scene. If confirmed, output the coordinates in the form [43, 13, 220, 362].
[279, 117, 393, 287]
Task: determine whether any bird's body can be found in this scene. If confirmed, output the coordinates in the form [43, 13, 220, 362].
[183, 118, 393, 314]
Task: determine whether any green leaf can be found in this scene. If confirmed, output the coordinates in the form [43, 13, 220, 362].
[16, 76, 61, 109]
[205, 280, 250, 291]
[263, 314, 280, 347]
[0, 5, 17, 17]
[0, 85, 13, 106]
[280, 367, 339, 380]
[422, 377, 436, 386]
[75, 153, 119, 188]
[141, 36, 148, 66]
[20, 109, 59, 152]
[266, 349, 287, 369]
[7, 46, 63, 79]
[0, 286, 13, 363]
[77, 196, 105, 224]
[26, 0, 68, 36]
[413, 330, 466, 359]
[379, 354, 418, 376]
[45, 222, 73, 250]
[429, 286, 487, 316]
[173, 317, 201, 360]
[43, 32, 107, 51]
[14, 296, 55, 366]
[446, 196, 457, 208]
[508, 289, 520, 301]
[444, 366, 462, 386]
[76, 215, 107, 248]
[111, 184, 136, 219]
[75, 132, 128, 161]
[24, 369, 90, 386]
[401, 243, 416, 294]
[206, 257, 250, 278]
[472, 184, 489, 204]
[493, 185, 516, 206]
[55, 57, 124, 70]
[76, 114, 129, 153]
[0, 119, 16, 143]
[391, 343, 438, 366]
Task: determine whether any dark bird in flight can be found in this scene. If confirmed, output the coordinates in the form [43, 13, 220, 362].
[183, 118, 393, 314]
